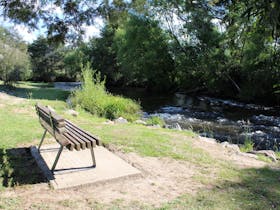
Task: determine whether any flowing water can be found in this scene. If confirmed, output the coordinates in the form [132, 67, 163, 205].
[110, 88, 280, 150]
[54, 83, 280, 150]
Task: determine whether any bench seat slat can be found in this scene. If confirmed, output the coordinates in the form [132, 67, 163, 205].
[65, 124, 97, 148]
[65, 120, 101, 146]
[65, 131, 87, 150]
[65, 141, 75, 151]
[40, 118, 75, 151]
[66, 127, 95, 148]
[63, 133, 82, 151]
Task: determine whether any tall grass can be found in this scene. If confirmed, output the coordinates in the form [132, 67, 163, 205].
[240, 138, 254, 153]
[71, 64, 141, 121]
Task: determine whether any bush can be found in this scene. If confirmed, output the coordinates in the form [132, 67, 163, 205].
[146, 116, 165, 127]
[240, 138, 254, 153]
[71, 64, 141, 121]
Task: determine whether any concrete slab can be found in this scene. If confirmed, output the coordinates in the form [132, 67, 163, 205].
[31, 144, 141, 189]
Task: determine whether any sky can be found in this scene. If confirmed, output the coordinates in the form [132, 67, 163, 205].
[1, 18, 104, 43]
[0, 3, 104, 43]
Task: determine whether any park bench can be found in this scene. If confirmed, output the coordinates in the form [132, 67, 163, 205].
[35, 103, 101, 172]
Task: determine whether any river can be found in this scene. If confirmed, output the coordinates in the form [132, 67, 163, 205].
[110, 88, 280, 151]
[54, 83, 280, 151]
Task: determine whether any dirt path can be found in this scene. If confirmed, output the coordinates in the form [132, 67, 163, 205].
[0, 92, 24, 105]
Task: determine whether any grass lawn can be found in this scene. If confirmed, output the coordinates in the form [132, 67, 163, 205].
[0, 82, 279, 210]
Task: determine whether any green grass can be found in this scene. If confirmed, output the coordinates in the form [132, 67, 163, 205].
[0, 108, 41, 148]
[0, 82, 70, 101]
[0, 197, 21, 210]
[0, 81, 279, 210]
[276, 152, 280, 160]
[240, 138, 254, 153]
[64, 107, 212, 165]
[146, 116, 165, 127]
[257, 154, 273, 163]
[160, 167, 280, 210]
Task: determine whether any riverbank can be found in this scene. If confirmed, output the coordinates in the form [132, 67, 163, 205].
[108, 87, 280, 151]
[0, 82, 280, 209]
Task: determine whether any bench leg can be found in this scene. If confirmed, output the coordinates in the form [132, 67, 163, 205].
[51, 145, 64, 172]
[90, 147, 96, 167]
[38, 129, 47, 152]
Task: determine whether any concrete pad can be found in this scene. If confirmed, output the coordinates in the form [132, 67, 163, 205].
[31, 144, 141, 189]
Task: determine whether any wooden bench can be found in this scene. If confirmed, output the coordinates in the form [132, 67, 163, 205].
[35, 103, 101, 172]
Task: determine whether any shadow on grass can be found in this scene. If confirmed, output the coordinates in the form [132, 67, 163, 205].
[162, 166, 280, 209]
[0, 84, 70, 101]
[228, 167, 280, 209]
[0, 148, 46, 187]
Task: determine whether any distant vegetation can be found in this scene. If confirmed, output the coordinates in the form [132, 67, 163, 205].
[0, 27, 30, 85]
[0, 1, 280, 104]
[71, 64, 141, 121]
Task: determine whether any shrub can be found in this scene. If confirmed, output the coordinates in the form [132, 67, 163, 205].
[275, 151, 280, 160]
[71, 64, 141, 121]
[146, 116, 165, 127]
[240, 138, 254, 153]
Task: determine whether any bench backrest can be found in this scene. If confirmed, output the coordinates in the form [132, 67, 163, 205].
[35, 104, 69, 146]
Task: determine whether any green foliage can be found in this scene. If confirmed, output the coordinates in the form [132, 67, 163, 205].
[63, 47, 87, 81]
[2, 0, 280, 103]
[215, 0, 280, 39]
[0, 0, 100, 43]
[28, 37, 64, 82]
[151, 0, 280, 103]
[257, 154, 273, 163]
[114, 14, 175, 90]
[0, 26, 31, 85]
[146, 116, 165, 127]
[71, 64, 141, 121]
[240, 138, 254, 153]
[87, 25, 120, 85]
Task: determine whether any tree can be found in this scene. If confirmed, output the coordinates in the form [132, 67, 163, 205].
[215, 0, 280, 39]
[1, 0, 101, 43]
[86, 25, 120, 85]
[85, 0, 131, 86]
[63, 46, 87, 81]
[215, 0, 280, 101]
[3, 0, 279, 103]
[114, 15, 175, 90]
[0, 26, 31, 85]
[152, 0, 226, 91]
[152, 0, 280, 102]
[28, 37, 64, 82]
